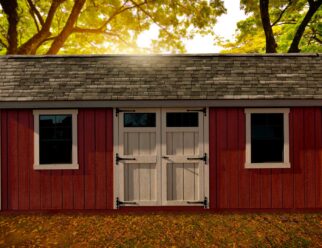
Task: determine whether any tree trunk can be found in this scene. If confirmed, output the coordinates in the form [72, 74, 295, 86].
[260, 0, 277, 53]
[288, 0, 322, 53]
[0, 0, 18, 54]
[46, 0, 86, 55]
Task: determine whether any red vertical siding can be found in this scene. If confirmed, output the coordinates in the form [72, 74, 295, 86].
[95, 109, 107, 209]
[84, 110, 96, 209]
[209, 108, 217, 208]
[29, 114, 41, 209]
[17, 111, 30, 210]
[1, 109, 114, 210]
[106, 109, 114, 209]
[209, 107, 322, 209]
[74, 110, 85, 209]
[316, 109, 322, 208]
[8, 111, 19, 210]
[1, 110, 8, 210]
[282, 109, 294, 208]
[293, 109, 305, 208]
[237, 110, 250, 208]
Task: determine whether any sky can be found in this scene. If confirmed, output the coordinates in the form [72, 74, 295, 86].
[137, 0, 248, 53]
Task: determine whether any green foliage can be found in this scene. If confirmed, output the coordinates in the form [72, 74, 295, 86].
[221, 0, 322, 53]
[0, 0, 226, 54]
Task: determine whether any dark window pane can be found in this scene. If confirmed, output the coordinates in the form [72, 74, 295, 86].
[166, 112, 198, 127]
[40, 140, 72, 164]
[124, 113, 156, 127]
[39, 115, 72, 164]
[251, 113, 284, 163]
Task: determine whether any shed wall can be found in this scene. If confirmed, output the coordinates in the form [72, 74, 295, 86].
[1, 109, 114, 210]
[1, 107, 321, 210]
[209, 107, 322, 209]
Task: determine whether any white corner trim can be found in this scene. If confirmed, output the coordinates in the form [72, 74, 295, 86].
[245, 108, 290, 169]
[33, 109, 78, 170]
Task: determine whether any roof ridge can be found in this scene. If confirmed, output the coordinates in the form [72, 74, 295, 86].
[1, 53, 321, 59]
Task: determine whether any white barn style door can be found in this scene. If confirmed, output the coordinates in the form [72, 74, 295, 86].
[115, 108, 208, 208]
[161, 109, 206, 206]
[116, 109, 161, 206]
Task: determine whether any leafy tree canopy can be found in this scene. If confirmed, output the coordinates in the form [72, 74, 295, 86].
[0, 0, 226, 55]
[220, 0, 322, 53]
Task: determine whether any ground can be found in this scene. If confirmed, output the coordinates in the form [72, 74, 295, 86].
[0, 212, 321, 247]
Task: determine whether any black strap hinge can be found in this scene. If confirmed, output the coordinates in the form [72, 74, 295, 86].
[116, 197, 137, 209]
[187, 197, 208, 209]
[115, 153, 136, 165]
[187, 153, 207, 164]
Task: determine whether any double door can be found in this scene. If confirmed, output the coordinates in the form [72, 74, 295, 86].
[115, 108, 208, 207]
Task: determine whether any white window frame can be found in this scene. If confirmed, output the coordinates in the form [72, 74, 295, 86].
[245, 108, 290, 169]
[33, 109, 79, 170]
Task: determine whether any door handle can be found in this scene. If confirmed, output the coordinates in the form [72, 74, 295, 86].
[162, 156, 169, 159]
[187, 153, 207, 164]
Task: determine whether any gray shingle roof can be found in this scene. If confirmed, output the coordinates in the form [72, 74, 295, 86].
[0, 54, 321, 102]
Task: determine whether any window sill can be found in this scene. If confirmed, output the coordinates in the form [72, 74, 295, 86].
[33, 164, 79, 170]
[245, 162, 291, 169]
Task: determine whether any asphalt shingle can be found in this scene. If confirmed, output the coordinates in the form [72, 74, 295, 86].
[0, 54, 321, 102]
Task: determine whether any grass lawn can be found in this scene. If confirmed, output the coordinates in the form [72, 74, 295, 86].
[0, 212, 321, 247]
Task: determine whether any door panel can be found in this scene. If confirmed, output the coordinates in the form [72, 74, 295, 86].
[161, 110, 204, 206]
[118, 110, 161, 206]
[166, 163, 199, 201]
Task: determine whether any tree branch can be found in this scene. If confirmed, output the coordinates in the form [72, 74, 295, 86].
[17, 0, 65, 54]
[129, 0, 177, 40]
[0, 0, 18, 54]
[28, 5, 40, 32]
[0, 34, 8, 48]
[26, 0, 45, 26]
[260, 0, 277, 53]
[313, 35, 322, 44]
[271, 1, 293, 27]
[46, 0, 149, 54]
[46, 0, 86, 54]
[98, 1, 147, 31]
[288, 0, 322, 52]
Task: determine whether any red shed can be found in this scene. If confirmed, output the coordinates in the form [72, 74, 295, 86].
[0, 54, 321, 211]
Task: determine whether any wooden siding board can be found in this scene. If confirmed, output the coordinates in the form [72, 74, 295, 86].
[227, 109, 239, 208]
[209, 108, 217, 209]
[84, 110, 96, 209]
[293, 108, 305, 208]
[260, 169, 272, 208]
[282, 109, 294, 208]
[106, 109, 114, 209]
[17, 111, 30, 210]
[8, 111, 19, 210]
[29, 113, 41, 210]
[316, 108, 322, 208]
[304, 108, 316, 208]
[95, 110, 107, 209]
[271, 169, 283, 208]
[1, 110, 8, 210]
[237, 109, 250, 208]
[62, 170, 74, 209]
[40, 171, 52, 209]
[73, 110, 85, 209]
[216, 109, 228, 208]
[51, 170, 62, 209]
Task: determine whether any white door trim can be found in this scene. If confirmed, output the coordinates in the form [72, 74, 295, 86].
[113, 107, 209, 208]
